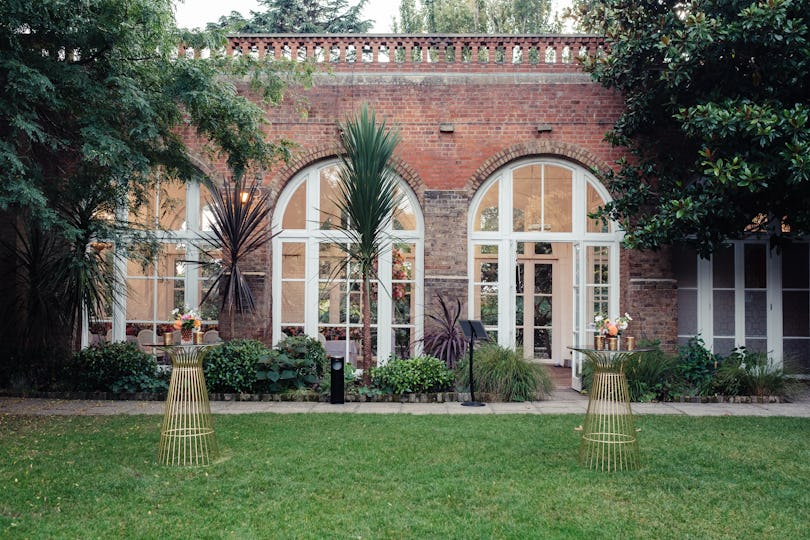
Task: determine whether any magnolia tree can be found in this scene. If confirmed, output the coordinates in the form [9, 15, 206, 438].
[575, 0, 810, 256]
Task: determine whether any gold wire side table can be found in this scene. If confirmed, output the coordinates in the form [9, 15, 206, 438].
[571, 347, 651, 472]
[156, 344, 219, 466]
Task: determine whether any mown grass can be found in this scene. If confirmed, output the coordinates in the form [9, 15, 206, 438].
[1, 413, 808, 539]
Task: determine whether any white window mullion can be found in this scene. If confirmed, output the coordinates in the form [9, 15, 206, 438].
[413, 237, 425, 356]
[767, 246, 783, 366]
[734, 242, 746, 349]
[609, 243, 619, 317]
[377, 241, 393, 363]
[271, 237, 282, 345]
[697, 256, 713, 346]
[185, 183, 201, 311]
[112, 245, 127, 342]
[304, 238, 320, 337]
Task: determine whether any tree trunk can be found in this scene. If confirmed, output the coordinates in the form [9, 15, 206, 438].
[361, 272, 373, 385]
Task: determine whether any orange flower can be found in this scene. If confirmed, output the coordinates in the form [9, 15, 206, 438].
[193, 319, 201, 329]
[173, 319, 182, 330]
[607, 324, 618, 336]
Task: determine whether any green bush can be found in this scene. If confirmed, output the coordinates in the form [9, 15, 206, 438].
[256, 335, 327, 392]
[65, 342, 167, 393]
[456, 344, 553, 402]
[712, 348, 788, 397]
[204, 339, 270, 393]
[371, 356, 455, 394]
[624, 341, 680, 402]
[676, 336, 719, 396]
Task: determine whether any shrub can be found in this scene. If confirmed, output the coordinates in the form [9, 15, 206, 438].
[204, 339, 270, 393]
[257, 335, 327, 392]
[712, 348, 788, 397]
[676, 336, 719, 396]
[623, 342, 680, 402]
[421, 294, 467, 368]
[65, 342, 167, 393]
[370, 356, 455, 394]
[456, 344, 553, 401]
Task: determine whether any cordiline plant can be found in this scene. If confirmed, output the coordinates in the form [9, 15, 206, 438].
[197, 176, 274, 335]
[421, 294, 467, 369]
[329, 104, 402, 384]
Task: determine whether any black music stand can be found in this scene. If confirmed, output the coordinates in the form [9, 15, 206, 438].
[458, 320, 489, 407]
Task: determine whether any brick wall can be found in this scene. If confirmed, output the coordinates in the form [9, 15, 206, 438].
[182, 38, 677, 349]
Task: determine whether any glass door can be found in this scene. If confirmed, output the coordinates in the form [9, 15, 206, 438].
[515, 242, 554, 360]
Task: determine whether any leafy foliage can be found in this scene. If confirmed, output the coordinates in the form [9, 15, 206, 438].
[257, 335, 327, 392]
[457, 344, 553, 401]
[0, 0, 310, 371]
[575, 0, 810, 255]
[204, 339, 270, 393]
[370, 356, 455, 394]
[421, 294, 467, 369]
[676, 336, 719, 396]
[64, 342, 167, 393]
[330, 104, 402, 382]
[206, 0, 373, 33]
[393, 0, 559, 33]
[712, 348, 788, 397]
[622, 341, 679, 402]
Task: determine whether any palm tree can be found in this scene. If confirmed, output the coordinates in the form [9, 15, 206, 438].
[331, 105, 401, 383]
[198, 176, 273, 337]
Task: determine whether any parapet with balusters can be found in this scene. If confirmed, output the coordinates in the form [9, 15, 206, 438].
[179, 34, 606, 73]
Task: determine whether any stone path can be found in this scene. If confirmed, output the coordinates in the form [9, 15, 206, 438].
[2, 389, 809, 417]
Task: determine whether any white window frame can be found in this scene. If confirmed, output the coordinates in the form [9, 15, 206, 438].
[684, 240, 783, 365]
[82, 180, 215, 346]
[467, 158, 621, 387]
[271, 160, 425, 364]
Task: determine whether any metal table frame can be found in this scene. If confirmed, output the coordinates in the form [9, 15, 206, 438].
[153, 343, 219, 466]
[571, 347, 651, 472]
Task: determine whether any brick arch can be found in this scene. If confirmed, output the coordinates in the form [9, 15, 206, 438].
[184, 150, 226, 186]
[269, 145, 426, 208]
[467, 141, 610, 194]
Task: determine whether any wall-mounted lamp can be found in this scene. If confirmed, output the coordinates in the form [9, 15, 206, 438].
[240, 191, 250, 203]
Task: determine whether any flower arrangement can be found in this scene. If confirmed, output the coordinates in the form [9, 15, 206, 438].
[594, 313, 633, 336]
[172, 306, 202, 332]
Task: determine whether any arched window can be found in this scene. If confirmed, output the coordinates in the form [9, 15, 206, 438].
[468, 159, 621, 388]
[86, 180, 220, 345]
[272, 160, 424, 365]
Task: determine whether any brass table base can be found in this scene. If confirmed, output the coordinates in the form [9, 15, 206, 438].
[158, 345, 218, 466]
[579, 370, 639, 471]
[572, 348, 647, 472]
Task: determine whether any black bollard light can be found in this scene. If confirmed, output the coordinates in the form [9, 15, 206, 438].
[329, 355, 345, 404]
[459, 320, 489, 407]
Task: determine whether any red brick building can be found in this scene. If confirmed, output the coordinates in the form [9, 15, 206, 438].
[97, 34, 809, 384]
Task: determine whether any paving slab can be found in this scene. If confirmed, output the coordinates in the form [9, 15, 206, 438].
[1, 396, 809, 417]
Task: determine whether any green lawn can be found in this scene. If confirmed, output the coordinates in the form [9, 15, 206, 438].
[1, 413, 808, 539]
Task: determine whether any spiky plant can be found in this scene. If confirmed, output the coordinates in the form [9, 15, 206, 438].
[422, 294, 467, 368]
[198, 176, 273, 336]
[331, 105, 401, 384]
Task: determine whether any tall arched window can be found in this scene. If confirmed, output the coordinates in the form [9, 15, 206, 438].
[468, 158, 621, 388]
[272, 160, 424, 365]
[86, 180, 220, 345]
